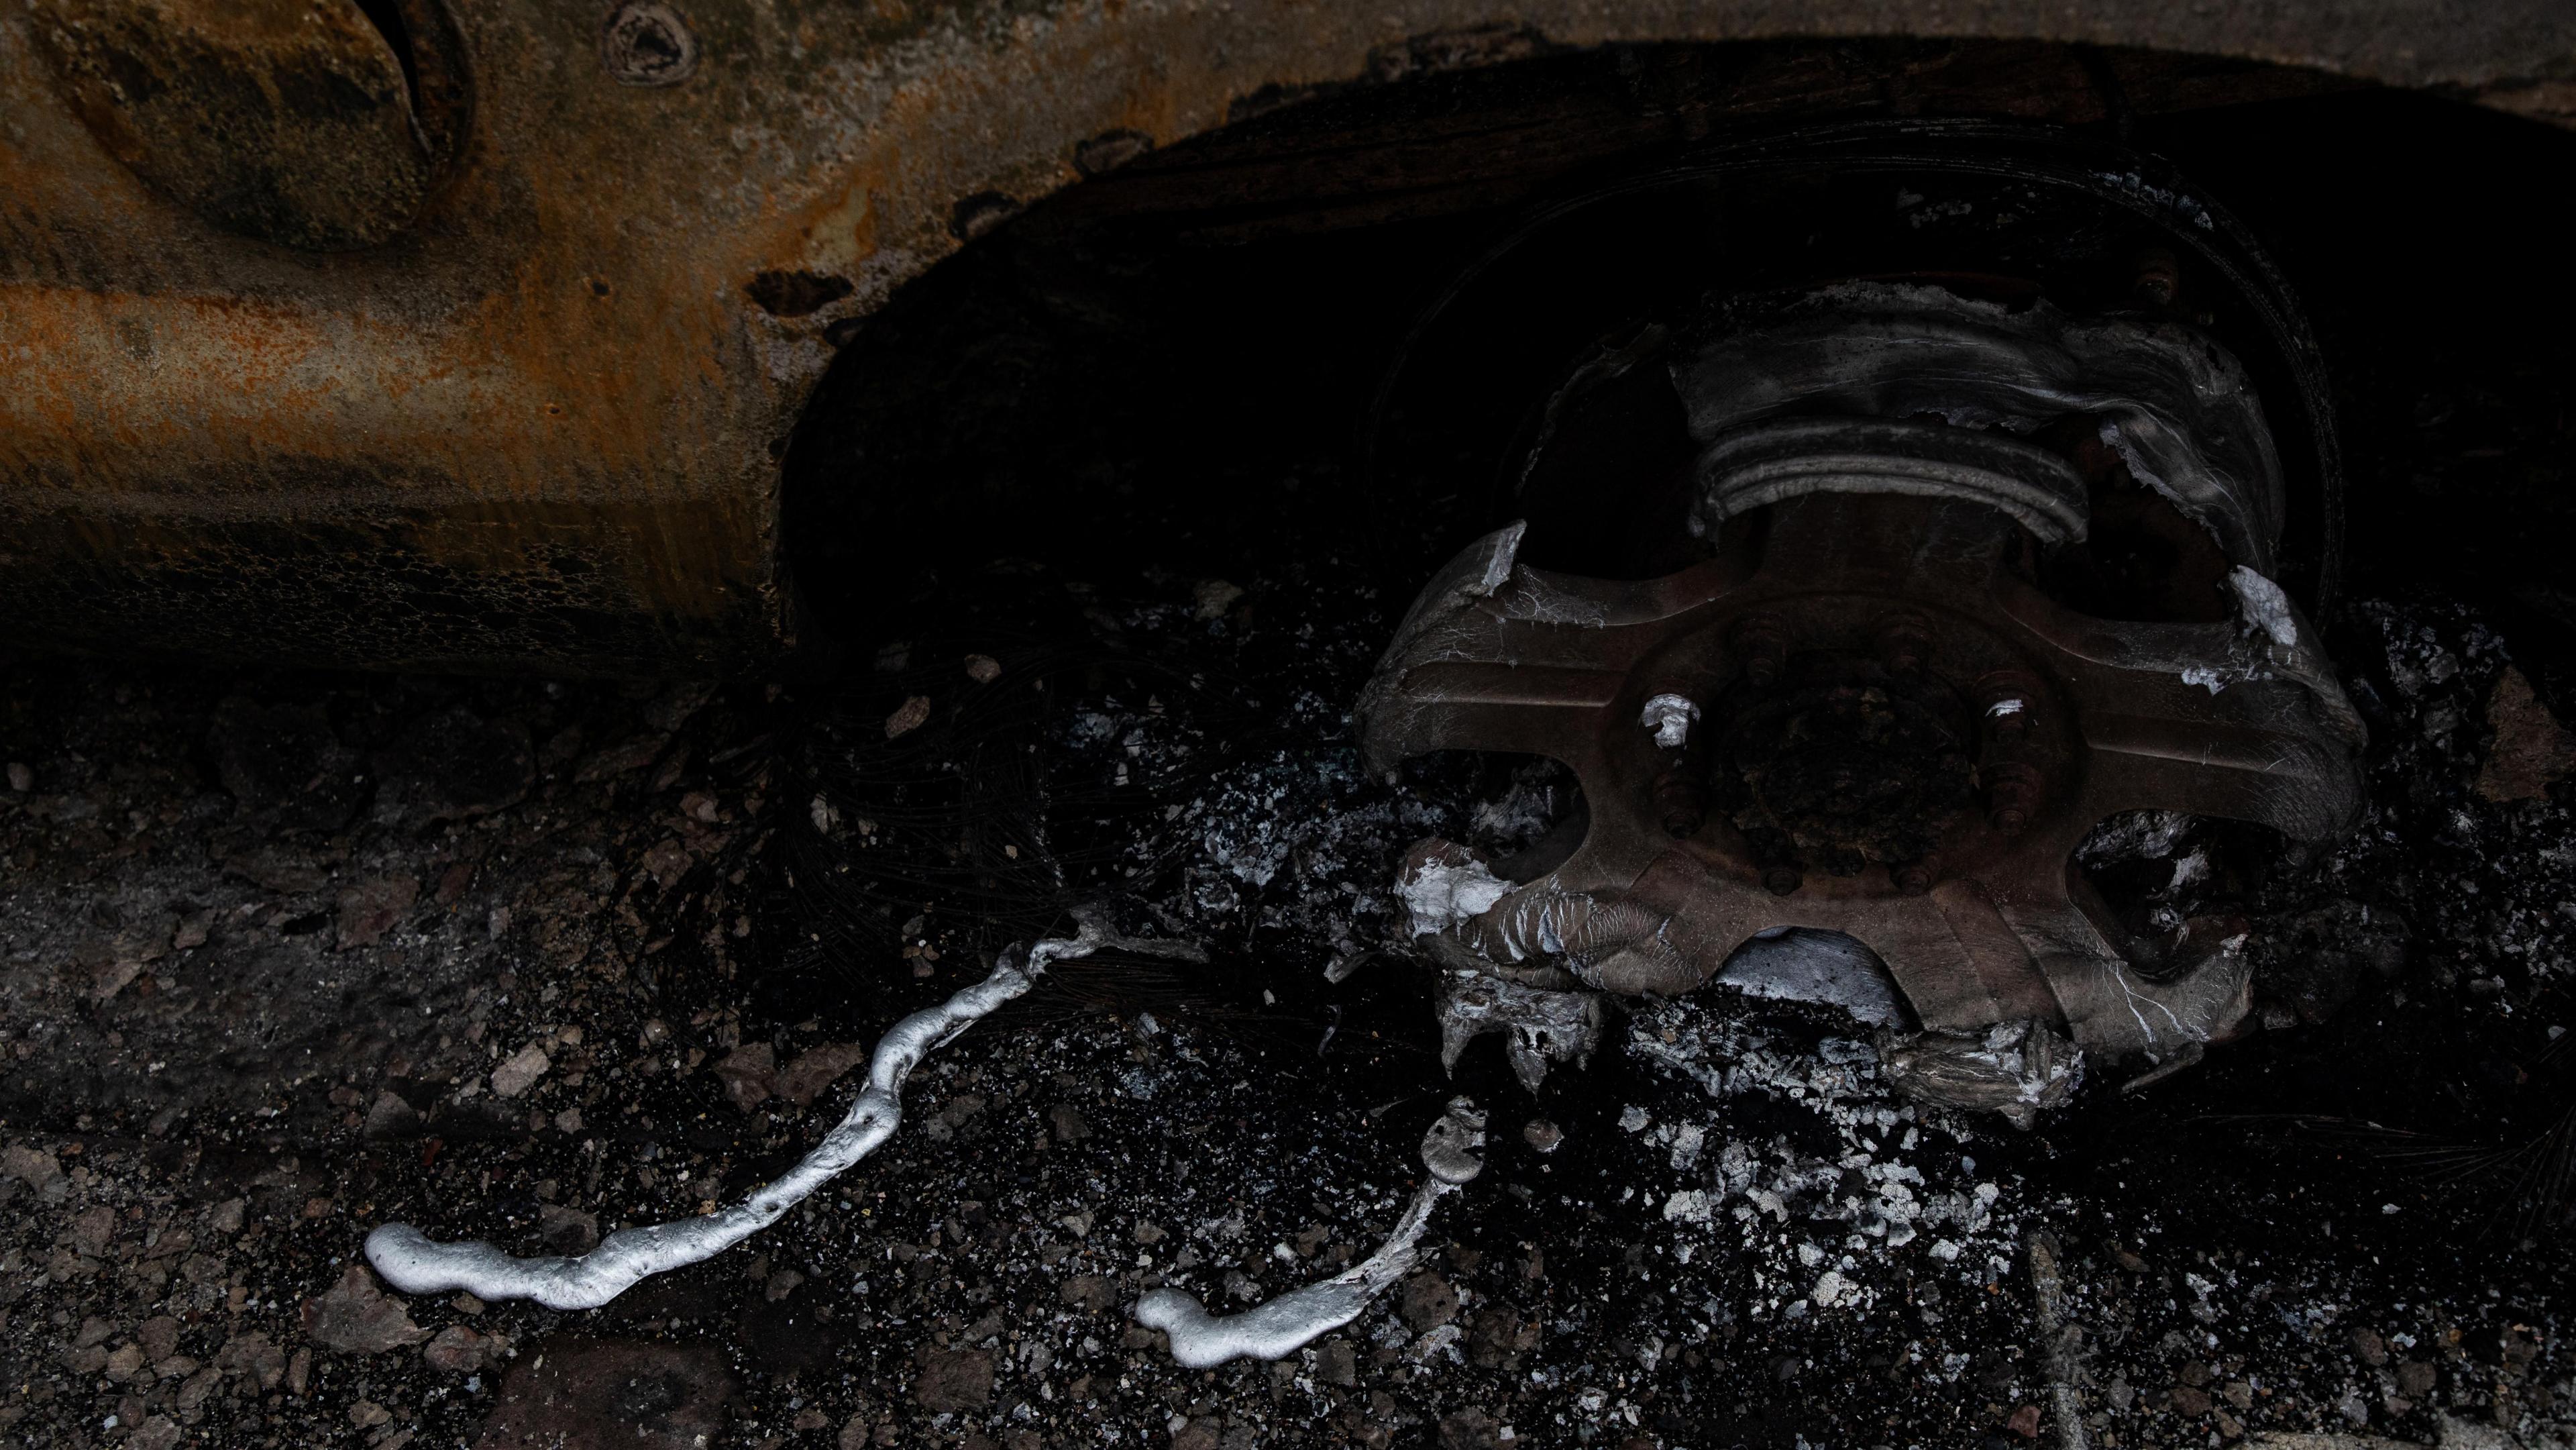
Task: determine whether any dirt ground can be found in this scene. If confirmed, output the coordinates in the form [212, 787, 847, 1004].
[5, 547, 2575, 1450]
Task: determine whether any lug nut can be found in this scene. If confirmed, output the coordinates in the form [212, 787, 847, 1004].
[1892, 860, 1934, 896]
[1875, 615, 1933, 678]
[1976, 670, 2041, 741]
[1985, 762, 2040, 837]
[1984, 695, 2030, 739]
[1652, 770, 1707, 840]
[1763, 865, 1801, 896]
[1735, 616, 1788, 690]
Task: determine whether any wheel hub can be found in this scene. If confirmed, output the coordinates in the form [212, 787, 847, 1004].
[1362, 283, 2368, 1119]
[1719, 656, 1978, 880]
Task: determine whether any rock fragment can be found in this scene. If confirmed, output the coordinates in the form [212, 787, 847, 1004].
[488, 1042, 551, 1099]
[301, 1266, 429, 1354]
[885, 696, 932, 739]
[538, 1204, 600, 1255]
[139, 1315, 180, 1362]
[914, 1347, 994, 1412]
[335, 875, 421, 949]
[1193, 580, 1244, 619]
[775, 1043, 869, 1107]
[1059, 1274, 1116, 1312]
[364, 1090, 423, 1139]
[477, 1337, 733, 1450]
[422, 1325, 495, 1374]
[1399, 1272, 1458, 1332]
[712, 1043, 776, 1111]
[213, 1331, 287, 1390]
[2478, 666, 2576, 800]
[1, 1143, 63, 1193]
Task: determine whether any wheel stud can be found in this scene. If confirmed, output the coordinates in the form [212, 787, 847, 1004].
[1653, 770, 1706, 840]
[1876, 615, 1933, 678]
[1985, 762, 2040, 837]
[1735, 616, 1788, 690]
[1977, 671, 2039, 742]
[1892, 860, 1935, 896]
[1763, 865, 1801, 896]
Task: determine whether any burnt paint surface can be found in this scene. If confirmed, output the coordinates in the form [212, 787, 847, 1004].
[0, 0, 2570, 673]
[29, 0, 445, 252]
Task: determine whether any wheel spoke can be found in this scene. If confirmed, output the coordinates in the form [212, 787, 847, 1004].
[2007, 595, 2365, 843]
[1358, 523, 1740, 772]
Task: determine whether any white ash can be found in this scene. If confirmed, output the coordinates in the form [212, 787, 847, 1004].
[1134, 1098, 1485, 1367]
[1640, 693, 1699, 749]
[1625, 997, 2030, 1318]
[1395, 850, 1512, 938]
[1138, 742, 1444, 955]
[2227, 564, 2301, 650]
[365, 932, 1105, 1310]
[2078, 809, 2197, 867]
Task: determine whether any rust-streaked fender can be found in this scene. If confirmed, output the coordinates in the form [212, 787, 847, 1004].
[1, 0, 2569, 671]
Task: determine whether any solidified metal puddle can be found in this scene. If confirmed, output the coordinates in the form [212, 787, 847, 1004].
[365, 930, 1109, 1310]
[1133, 1098, 1487, 1367]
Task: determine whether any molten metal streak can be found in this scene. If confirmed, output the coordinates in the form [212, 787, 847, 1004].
[1134, 1180, 1456, 1367]
[1133, 1098, 1486, 1367]
[364, 932, 1102, 1310]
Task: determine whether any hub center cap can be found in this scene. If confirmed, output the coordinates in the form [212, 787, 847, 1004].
[1721, 659, 1976, 878]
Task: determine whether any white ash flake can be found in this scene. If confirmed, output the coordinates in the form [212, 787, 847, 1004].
[2227, 564, 2301, 650]
[1396, 853, 1512, 937]
[1622, 996, 2031, 1319]
[1640, 693, 1699, 749]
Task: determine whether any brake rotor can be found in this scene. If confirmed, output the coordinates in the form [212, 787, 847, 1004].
[1362, 283, 2367, 1121]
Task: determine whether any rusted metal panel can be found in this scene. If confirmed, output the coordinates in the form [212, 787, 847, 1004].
[0, 0, 2569, 671]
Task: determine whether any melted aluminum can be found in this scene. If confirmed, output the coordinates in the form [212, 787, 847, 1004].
[364, 930, 1105, 1310]
[1641, 693, 1699, 749]
[1134, 1098, 1485, 1368]
[1435, 971, 1602, 1092]
[1395, 843, 1513, 938]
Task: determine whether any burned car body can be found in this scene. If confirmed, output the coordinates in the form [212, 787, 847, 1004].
[1, 1, 2572, 672]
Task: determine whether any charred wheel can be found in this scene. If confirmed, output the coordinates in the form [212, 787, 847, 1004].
[1362, 140, 2369, 1121]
